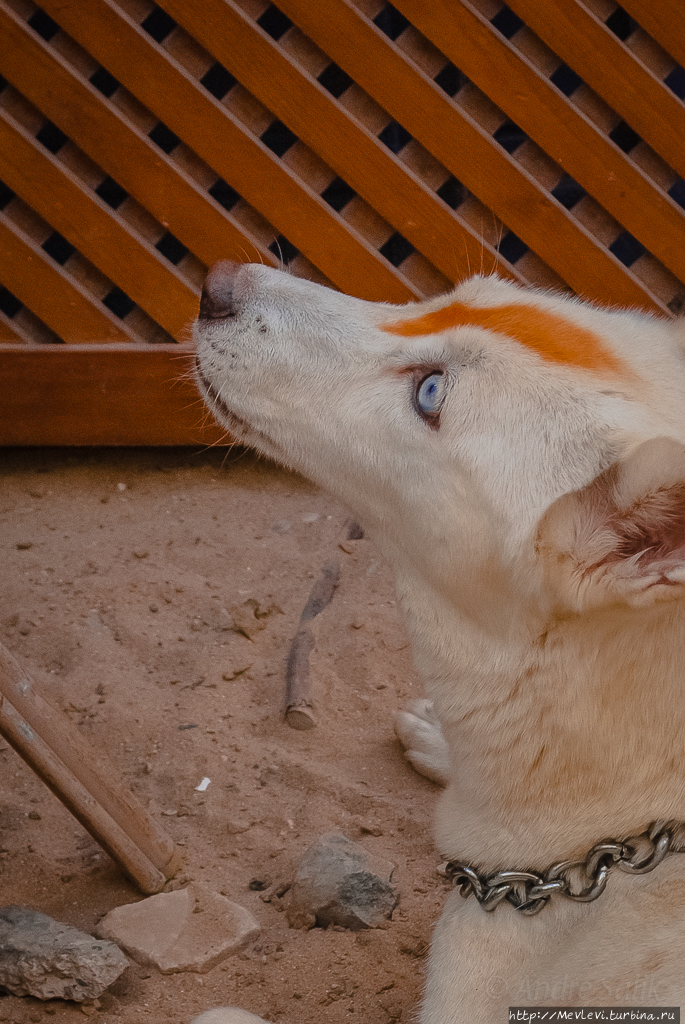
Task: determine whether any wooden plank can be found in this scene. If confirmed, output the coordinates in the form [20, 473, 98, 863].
[619, 0, 685, 70]
[0, 344, 227, 445]
[0, 4, 276, 272]
[157, 0, 516, 287]
[389, 0, 685, 292]
[506, 0, 685, 182]
[33, 0, 416, 303]
[0, 109, 197, 339]
[276, 0, 666, 311]
[0, 215, 136, 344]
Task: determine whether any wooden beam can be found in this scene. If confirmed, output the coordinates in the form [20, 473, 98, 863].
[0, 344, 228, 446]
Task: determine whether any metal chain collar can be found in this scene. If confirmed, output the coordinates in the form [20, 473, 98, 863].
[446, 821, 681, 916]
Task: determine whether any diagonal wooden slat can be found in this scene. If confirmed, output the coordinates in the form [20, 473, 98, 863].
[33, 0, 417, 303]
[390, 0, 685, 293]
[0, 317, 24, 344]
[0, 3, 276, 273]
[506, 0, 685, 182]
[619, 0, 685, 71]
[0, 109, 197, 340]
[0, 214, 135, 344]
[276, 0, 666, 312]
[156, 0, 518, 288]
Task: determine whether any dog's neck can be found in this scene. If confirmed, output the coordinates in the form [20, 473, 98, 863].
[402, 575, 685, 872]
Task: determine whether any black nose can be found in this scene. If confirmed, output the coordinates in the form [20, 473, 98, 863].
[199, 260, 242, 320]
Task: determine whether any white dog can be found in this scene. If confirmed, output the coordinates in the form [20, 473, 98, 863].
[193, 262, 685, 1023]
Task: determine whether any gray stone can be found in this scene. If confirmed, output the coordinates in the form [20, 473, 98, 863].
[0, 906, 129, 1002]
[95, 884, 260, 974]
[287, 832, 399, 930]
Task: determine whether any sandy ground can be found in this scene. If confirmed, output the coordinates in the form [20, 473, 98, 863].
[0, 446, 450, 1024]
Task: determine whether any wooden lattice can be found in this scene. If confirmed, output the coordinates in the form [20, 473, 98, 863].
[1, 0, 684, 443]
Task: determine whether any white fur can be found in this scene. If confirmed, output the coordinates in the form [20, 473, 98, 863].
[193, 266, 685, 1023]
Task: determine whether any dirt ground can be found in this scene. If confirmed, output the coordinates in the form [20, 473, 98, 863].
[0, 446, 451, 1024]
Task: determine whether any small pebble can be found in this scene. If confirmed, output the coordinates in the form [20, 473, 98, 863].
[117, 482, 127, 492]
[248, 877, 271, 892]
[16, 541, 33, 550]
[271, 519, 291, 534]
[222, 665, 252, 681]
[359, 824, 383, 837]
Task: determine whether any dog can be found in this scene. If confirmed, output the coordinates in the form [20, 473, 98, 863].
[192, 261, 685, 1023]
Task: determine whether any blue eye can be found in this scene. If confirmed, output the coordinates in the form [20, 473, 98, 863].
[416, 372, 445, 416]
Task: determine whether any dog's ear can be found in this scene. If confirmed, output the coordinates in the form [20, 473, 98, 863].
[537, 437, 685, 610]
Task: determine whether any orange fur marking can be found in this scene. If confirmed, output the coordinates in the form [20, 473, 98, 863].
[382, 301, 626, 375]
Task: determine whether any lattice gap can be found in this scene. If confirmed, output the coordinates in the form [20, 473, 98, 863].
[0, 285, 62, 345]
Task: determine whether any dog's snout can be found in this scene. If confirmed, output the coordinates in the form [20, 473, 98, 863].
[199, 260, 242, 320]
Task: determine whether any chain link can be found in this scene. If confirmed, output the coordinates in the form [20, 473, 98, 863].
[445, 822, 679, 915]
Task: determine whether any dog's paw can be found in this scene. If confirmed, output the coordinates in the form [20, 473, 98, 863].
[394, 699, 451, 786]
[191, 1010, 271, 1024]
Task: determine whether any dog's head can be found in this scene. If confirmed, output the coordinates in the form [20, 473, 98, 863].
[194, 262, 685, 622]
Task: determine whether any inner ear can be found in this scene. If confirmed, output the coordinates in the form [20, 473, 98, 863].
[606, 482, 685, 568]
[537, 437, 685, 610]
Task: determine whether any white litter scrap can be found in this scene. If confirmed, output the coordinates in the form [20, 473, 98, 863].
[195, 777, 211, 792]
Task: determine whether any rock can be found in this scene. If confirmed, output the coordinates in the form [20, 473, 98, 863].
[95, 885, 260, 974]
[228, 598, 282, 641]
[247, 877, 271, 892]
[287, 833, 399, 930]
[0, 906, 129, 1002]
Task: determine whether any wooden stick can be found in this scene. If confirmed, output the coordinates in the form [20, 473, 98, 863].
[284, 628, 316, 730]
[0, 642, 181, 893]
[285, 560, 340, 730]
